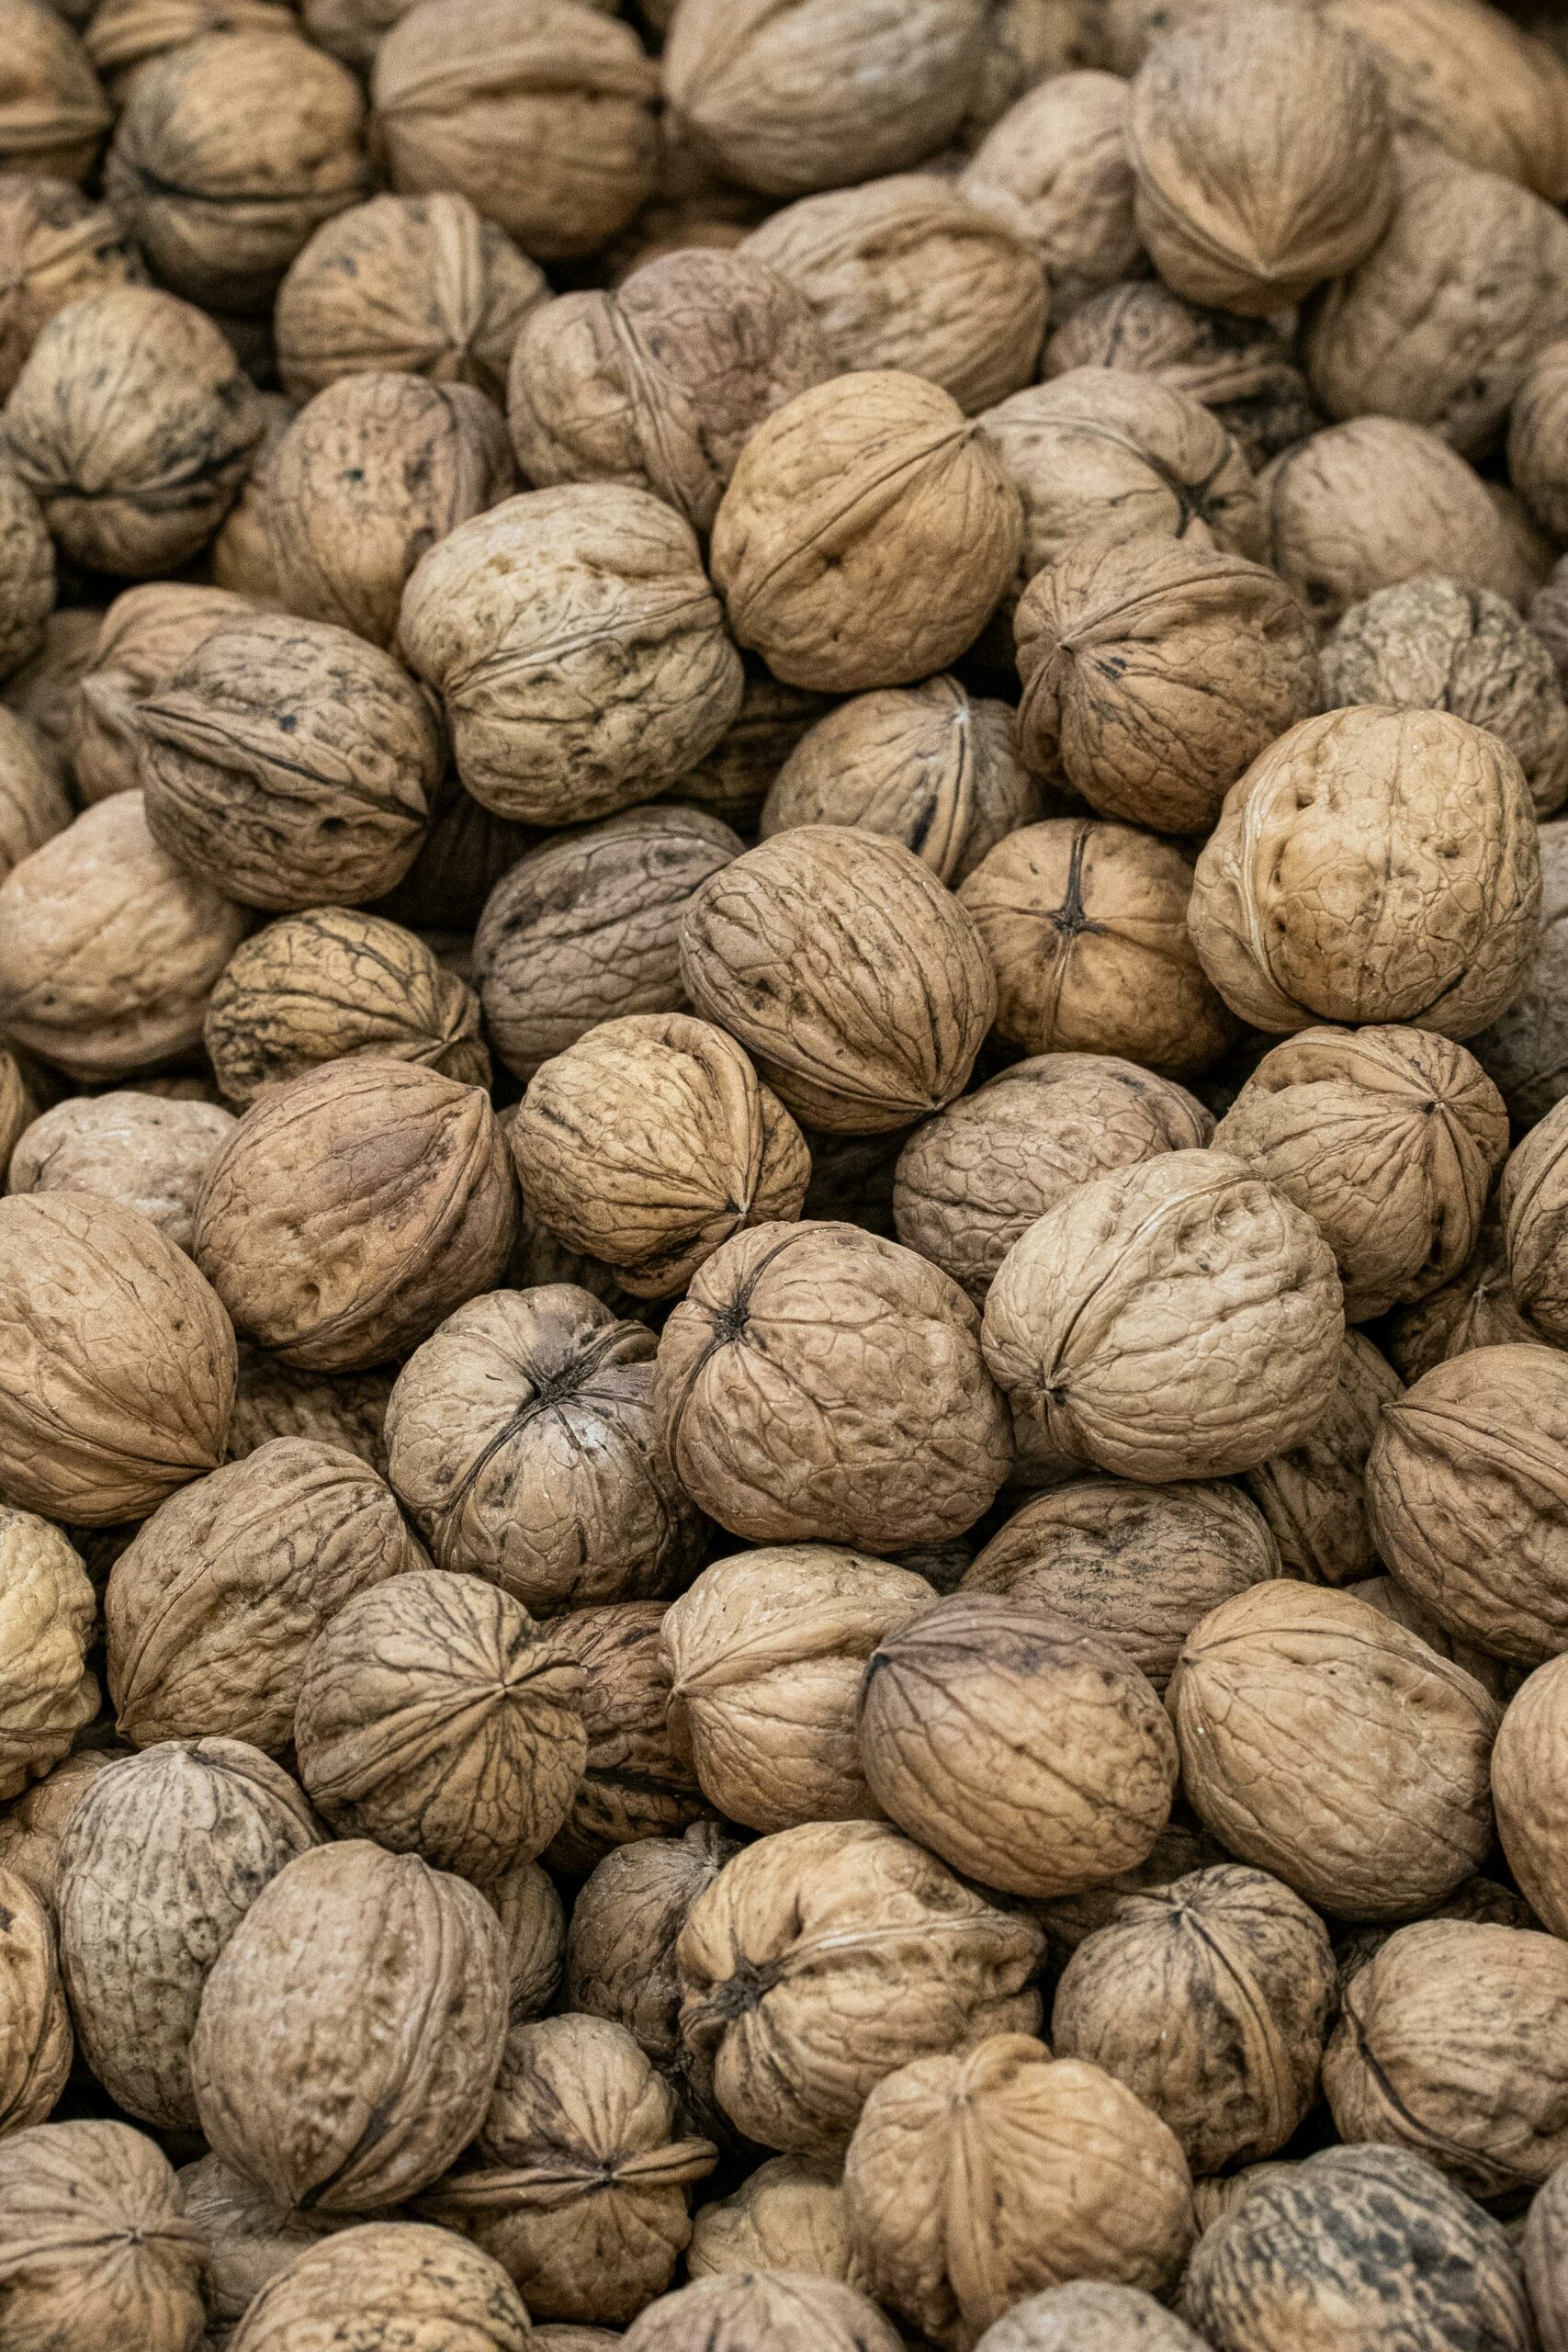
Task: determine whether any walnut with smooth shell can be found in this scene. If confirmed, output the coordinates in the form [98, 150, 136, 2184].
[1495, 1655, 1568, 1942]
[687, 2157, 862, 2287]
[229, 2222, 530, 2352]
[565, 1823, 739, 2075]
[226, 1348, 392, 1475]
[0, 466, 52, 688]
[1239, 1333, 1402, 1588]
[72, 584, 254, 808]
[621, 2272, 903, 2352]
[1474, 820, 1568, 1128]
[1388, 1219, 1540, 1383]
[0, 705, 68, 877]
[539, 1602, 701, 1875]
[1511, 342, 1568, 541]
[0, 1750, 114, 1906]
[975, 2286, 1210, 2352]
[1323, 0, 1568, 201]
[0, 1, 109, 180]
[0, 1863, 70, 2132]
[0, 2119, 208, 2352]
[8, 1093, 236, 1253]
[1168, 1580, 1499, 1920]
[1503, 1097, 1568, 1343]
[961, 73, 1139, 320]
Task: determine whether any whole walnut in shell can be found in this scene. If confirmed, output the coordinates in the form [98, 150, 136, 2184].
[0, 1514, 93, 1799]
[226, 1347, 393, 1475]
[1502, 1095, 1568, 1342]
[1190, 707, 1541, 1038]
[676, 1819, 1043, 2156]
[8, 1092, 236, 1253]
[1323, 0, 1568, 201]
[0, 705, 67, 877]
[0, 1194, 235, 1523]
[1495, 1655, 1568, 1944]
[0, 2119, 208, 2352]
[1512, 341, 1568, 541]
[1388, 1216, 1540, 1383]
[0, 179, 141, 401]
[960, 73, 1140, 320]
[1, 603, 101, 774]
[0, 466, 53, 687]
[374, 769, 536, 934]
[621, 2272, 902, 2352]
[0, 1862, 69, 2132]
[0, 1749, 113, 1906]
[687, 2156, 862, 2288]
[229, 2222, 530, 2352]
[1168, 1579, 1499, 1920]
[540, 1602, 701, 1874]
[72, 584, 254, 808]
[487, 1860, 565, 2031]
[0, 0, 109, 181]
[0, 1046, 30, 1175]
[672, 671, 829, 831]
[565, 1822, 739, 2075]
[85, 0, 298, 90]
[975, 2286, 1210, 2352]
[192, 1057, 516, 1372]
[1240, 1332, 1403, 1588]
[208, 391, 290, 607]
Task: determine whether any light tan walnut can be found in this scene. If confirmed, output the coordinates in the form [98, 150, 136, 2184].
[620, 2273, 902, 2352]
[0, 1, 109, 180]
[974, 2286, 1210, 2352]
[1493, 1652, 1568, 1942]
[565, 1823, 739, 2077]
[226, 1348, 392, 1476]
[0, 707, 68, 880]
[229, 2222, 529, 2352]
[962, 73, 1140, 320]
[1322, 0, 1568, 201]
[1503, 1095, 1568, 1342]
[0, 1750, 114, 1907]
[8, 1092, 235, 1253]
[687, 2157, 863, 2288]
[1387, 1218, 1540, 1383]
[0, 2119, 208, 2352]
[71, 584, 254, 808]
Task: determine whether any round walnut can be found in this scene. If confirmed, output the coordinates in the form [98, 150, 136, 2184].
[1495, 1654, 1568, 1941]
[0, 1862, 70, 2132]
[0, 706, 69, 878]
[192, 1057, 516, 1372]
[1322, 0, 1568, 202]
[227, 1348, 393, 1475]
[1168, 1580, 1500, 1921]
[539, 1602, 701, 1875]
[507, 250, 829, 535]
[975, 2285, 1211, 2352]
[8, 1092, 236, 1253]
[656, 1220, 1011, 1550]
[1388, 1218, 1540, 1383]
[72, 584, 254, 808]
[660, 1547, 934, 1833]
[1527, 2164, 1568, 2352]
[229, 2222, 530, 2352]
[106, 1437, 427, 1754]
[1240, 1333, 1403, 1588]
[1512, 342, 1568, 541]
[0, 180, 141, 401]
[1017, 539, 1317, 836]
[0, 1, 109, 180]
[372, 0, 659, 259]
[0, 1511, 96, 1803]
[191, 1839, 509, 2211]
[1052, 1866, 1337, 2176]
[385, 1285, 704, 1616]
[1190, 707, 1541, 1038]
[1474, 820, 1568, 1128]
[1503, 1096, 1568, 1341]
[960, 73, 1139, 321]
[0, 2119, 208, 2352]
[709, 371, 1021, 693]
[0, 468, 52, 688]
[0, 1750, 113, 1906]
[622, 2273, 903, 2352]
[3, 286, 263, 577]
[677, 1819, 1043, 2157]
[566, 1823, 739, 2075]
[687, 2157, 862, 2288]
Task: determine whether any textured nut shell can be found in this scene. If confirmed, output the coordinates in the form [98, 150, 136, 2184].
[2, 605, 103, 780]
[229, 2221, 530, 2352]
[1240, 1333, 1402, 1588]
[961, 73, 1140, 319]
[538, 1601, 700, 1875]
[227, 1347, 392, 1475]
[0, 706, 68, 877]
[621, 2271, 903, 2352]
[0, 470, 52, 688]
[1495, 1654, 1568, 1942]
[0, 1863, 70, 2132]
[1388, 1218, 1540, 1384]
[565, 1823, 739, 2074]
[673, 673, 829, 831]
[0, 1, 108, 180]
[85, 0, 297, 84]
[8, 1093, 236, 1253]
[177, 2155, 339, 2332]
[0, 1046, 31, 1175]
[1168, 1579, 1499, 1921]
[374, 770, 536, 934]
[1526, 2162, 1568, 2352]
[687, 2156, 862, 2287]
[0, 1511, 96, 1804]
[0, 2119, 207, 2352]
[975, 2284, 1210, 2352]
[0, 1750, 113, 1906]
[0, 183, 138, 402]
[1503, 1097, 1568, 1343]
[73, 583, 254, 808]
[209, 392, 290, 607]
[1512, 342, 1568, 541]
[1323, 0, 1568, 201]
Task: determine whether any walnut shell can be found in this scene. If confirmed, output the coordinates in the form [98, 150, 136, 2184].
[672, 672, 829, 831]
[1526, 2162, 1568, 2352]
[192, 1057, 517, 1372]
[0, 1046, 31, 1174]
[106, 1436, 427, 1753]
[539, 1601, 700, 1875]
[677, 1818, 1044, 2157]
[961, 73, 1140, 320]
[565, 1822, 739, 2074]
[0, 1862, 70, 2132]
[1168, 1579, 1499, 1921]
[1495, 1654, 1568, 1943]
[687, 2157, 863, 2288]
[709, 371, 1021, 693]
[1238, 1332, 1402, 1588]
[228, 2222, 530, 2352]
[85, 0, 298, 88]
[0, 705, 69, 877]
[8, 1091, 234, 1253]
[373, 775, 536, 936]
[1322, 0, 1568, 202]
[1388, 1216, 1540, 1384]
[177, 2156, 340, 2335]
[72, 584, 254, 808]
[1, 603, 101, 776]
[226, 1346, 392, 1475]
[0, 1748, 113, 1906]
[209, 392, 290, 607]
[621, 2272, 903, 2352]
[1475, 824, 1568, 1135]
[975, 2286, 1210, 2352]
[1512, 341, 1568, 542]
[0, 465, 52, 688]
[488, 1860, 564, 2030]
[0, 2119, 207, 2352]
[0, 178, 141, 402]
[1503, 1096, 1568, 1343]
[0, 0, 109, 180]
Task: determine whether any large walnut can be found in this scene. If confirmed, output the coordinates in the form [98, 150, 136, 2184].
[226, 1348, 392, 1475]
[0, 706, 67, 877]
[8, 1092, 234, 1253]
[1322, 0, 1568, 201]
[1190, 707, 1541, 1037]
[687, 2157, 863, 2288]
[0, 1511, 96, 1800]
[1168, 1580, 1499, 1920]
[192, 1057, 516, 1372]
[385, 1285, 705, 1616]
[0, 2119, 208, 2352]
[961, 73, 1138, 321]
[1503, 1096, 1568, 1341]
[0, 1862, 70, 2132]
[0, 180, 141, 401]
[229, 2222, 530, 2352]
[0, 0, 109, 179]
[621, 2272, 903, 2352]
[1240, 1332, 1402, 1588]
[656, 1220, 1012, 1549]
[72, 584, 254, 808]
[676, 1819, 1044, 2156]
[975, 2287, 1210, 2352]
[540, 1602, 700, 1874]
[0, 1194, 235, 1523]
[106, 1437, 427, 1753]
[0, 1749, 113, 1906]
[1495, 1654, 1568, 1942]
[565, 1822, 739, 2075]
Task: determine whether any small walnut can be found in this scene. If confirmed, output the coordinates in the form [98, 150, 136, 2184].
[8, 1092, 237, 1252]
[85, 0, 298, 89]
[621, 2273, 903, 2352]
[566, 1823, 739, 2075]
[975, 2286, 1211, 2352]
[538, 1602, 700, 1874]
[0, 603, 100, 775]
[0, 1863, 71, 2132]
[0, 2120, 207, 2352]
[0, 466, 52, 687]
[0, 705, 69, 876]
[72, 584, 254, 808]
[1322, 0, 1568, 201]
[230, 2222, 530, 2352]
[1512, 342, 1568, 542]
[1495, 1653, 1568, 1941]
[961, 74, 1139, 321]
[1240, 1333, 1402, 1589]
[0, 179, 141, 401]
[687, 2157, 863, 2288]
[0, 1749, 113, 1905]
[209, 393, 290, 607]
[0, 0, 109, 180]
[673, 673, 829, 831]
[226, 1347, 392, 1475]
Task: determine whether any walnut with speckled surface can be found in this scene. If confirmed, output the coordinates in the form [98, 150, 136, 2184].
[1323, 0, 1568, 201]
[230, 2222, 531, 2352]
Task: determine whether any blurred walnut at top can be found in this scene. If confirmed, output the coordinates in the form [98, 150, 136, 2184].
[85, 0, 296, 92]
[1045, 282, 1317, 469]
[0, 0, 109, 182]
[1322, 0, 1568, 203]
[0, 179, 142, 401]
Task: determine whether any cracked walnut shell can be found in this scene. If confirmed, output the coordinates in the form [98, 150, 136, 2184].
[0, 2119, 207, 2352]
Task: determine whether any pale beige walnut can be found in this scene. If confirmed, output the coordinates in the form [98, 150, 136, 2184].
[656, 1220, 1012, 1550]
[72, 584, 254, 807]
[1241, 1333, 1403, 1589]
[508, 250, 829, 536]
[1, 604, 101, 776]
[566, 1823, 739, 2075]
[660, 1548, 934, 1833]
[0, 179, 141, 401]
[0, 467, 52, 686]
[1190, 707, 1541, 1038]
[1322, 0, 1568, 201]
[1495, 1653, 1568, 1941]
[688, 2157, 862, 2288]
[1504, 1097, 1568, 1344]
[540, 1602, 701, 1875]
[621, 2273, 903, 2352]
[1016, 538, 1318, 835]
[0, 1, 108, 179]
[964, 1477, 1279, 1694]
[961, 74, 1139, 321]
[106, 1437, 426, 1754]
[209, 393, 290, 607]
[0, 1194, 235, 1523]
[845, 2036, 1195, 2345]
[227, 1348, 392, 1475]
[1052, 1866, 1336, 2176]
[191, 1838, 509, 2211]
[965, 0, 1097, 140]
[85, 0, 297, 88]
[1168, 1580, 1499, 1921]
[1388, 1218, 1540, 1383]
[488, 1860, 564, 2030]
[385, 1285, 704, 1617]
[0, 1749, 112, 1906]
[425, 2014, 716, 2324]
[229, 2222, 530, 2352]
[673, 673, 829, 831]
[0, 707, 68, 877]
[55, 1739, 321, 2129]
[0, 1047, 30, 1176]
[662, 0, 989, 199]
[1512, 342, 1568, 542]
[761, 680, 1047, 890]
[511, 1014, 809, 1299]
[1528, 2162, 1568, 2352]
[8, 1093, 234, 1253]
[297, 0, 423, 72]
[3, 286, 263, 577]
[372, 0, 659, 259]
[0, 1862, 70, 2132]
[276, 192, 548, 405]
[975, 2285, 1210, 2352]
[677, 1819, 1044, 2157]
[0, 2119, 207, 2352]
[742, 176, 1045, 415]
[192, 1057, 516, 1373]
[177, 2156, 341, 2336]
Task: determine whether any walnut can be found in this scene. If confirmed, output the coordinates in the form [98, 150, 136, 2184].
[177, 2156, 341, 2335]
[297, 0, 418, 71]
[894, 1054, 1213, 1306]
[1, 603, 100, 776]
[489, 1860, 564, 2029]
[0, 1, 109, 180]
[975, 2287, 1211, 2352]
[372, 0, 659, 259]
[0, 2120, 208, 2352]
[1235, 1332, 1401, 1588]
[1388, 1214, 1540, 1382]
[229, 2222, 530, 2352]
[656, 1220, 1012, 1549]
[106, 1437, 427, 1753]
[677, 1819, 1044, 2156]
[711, 413, 1004, 711]
[1190, 708, 1541, 1037]
[8, 1091, 237, 1252]
[208, 392, 290, 607]
[964, 0, 1097, 139]
[0, 179, 141, 401]
[0, 1863, 70, 2132]
[844, 2037, 1195, 2343]
[0, 1749, 113, 1905]
[621, 2273, 903, 2352]
[0, 1194, 235, 1523]
[1016, 538, 1318, 834]
[1502, 1095, 1568, 1345]
[475, 806, 741, 1080]
[72, 584, 253, 807]
[226, 1347, 392, 1475]
[1527, 2161, 1568, 2352]
[1168, 1580, 1499, 1921]
[385, 1285, 705, 1616]
[687, 2157, 863, 2288]
[192, 1058, 517, 1372]
[1512, 342, 1568, 541]
[960, 73, 1138, 322]
[1495, 1654, 1568, 1943]
[660, 1547, 934, 1833]
[566, 1823, 739, 2075]
[0, 466, 52, 687]
[3, 286, 264, 577]
[1322, 0, 1568, 201]
[0, 1046, 30, 1174]
[672, 673, 829, 831]
[539, 1602, 701, 1874]
[191, 1839, 510, 2211]
[85, 0, 298, 89]
[0, 705, 68, 876]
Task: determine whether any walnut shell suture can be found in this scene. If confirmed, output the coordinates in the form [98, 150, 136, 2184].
[0, 1861, 71, 2132]
[1525, 2162, 1568, 2352]
[974, 2285, 1211, 2352]
[621, 2271, 904, 2352]
[1323, 0, 1568, 202]
[0, 466, 53, 688]
[1387, 1219, 1540, 1384]
[1473, 820, 1568, 1128]
[0, 2118, 208, 2352]
[176, 2155, 340, 2335]
[538, 1601, 699, 1876]
[72, 584, 255, 808]
[1502, 1096, 1568, 1344]
[0, 1749, 113, 1906]
[960, 72, 1138, 322]
[687, 2156, 863, 2288]
[228, 2222, 531, 2352]
[0, 704, 67, 878]
[1495, 1653, 1568, 1941]
[226, 1347, 393, 1475]
[0, 0, 109, 181]
[1239, 1332, 1402, 1588]
[565, 1822, 739, 2075]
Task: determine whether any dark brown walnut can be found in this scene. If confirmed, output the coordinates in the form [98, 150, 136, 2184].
[710, 371, 1022, 694]
[976, 2285, 1211, 2352]
[191, 1838, 509, 2211]
[1190, 708, 1541, 1038]
[508, 250, 829, 536]
[0, 465, 52, 686]
[687, 2158, 862, 2288]
[964, 1477, 1280, 1695]
[960, 73, 1139, 321]
[384, 1285, 705, 1617]
[1052, 1866, 1336, 2175]
[106, 1437, 427, 1754]
[1495, 1654, 1568, 1941]
[0, 705, 69, 876]
[1504, 1097, 1568, 1343]
[209, 390, 290, 606]
[85, 0, 299, 89]
[1325, 1919, 1568, 2197]
[1474, 820, 1568, 1128]
[193, 1057, 516, 1372]
[8, 1092, 236, 1253]
[0, 1750, 114, 1905]
[3, 286, 264, 577]
[661, 1547, 934, 1833]
[372, 0, 659, 259]
[1, 604, 102, 777]
[229, 2222, 531, 2352]
[1169, 1580, 1499, 1921]
[55, 1739, 321, 2129]
[0, 0, 109, 180]
[426, 2014, 716, 2324]
[1512, 342, 1568, 541]
[677, 1818, 1044, 2156]
[0, 179, 141, 401]
[226, 1347, 393, 1475]
[742, 176, 1044, 415]
[1240, 1333, 1403, 1588]
[1323, 0, 1568, 201]
[672, 673, 829, 831]
[177, 2156, 341, 2337]
[761, 679, 1048, 890]
[1527, 2162, 1568, 2352]
[566, 1823, 739, 2074]
[489, 1859, 564, 2029]
[0, 1861, 70, 2132]
[0, 2119, 208, 2352]
[72, 584, 254, 808]
[538, 1602, 699, 1874]
[656, 1220, 1012, 1549]
[1181, 2142, 1536, 2352]
[622, 2272, 903, 2352]
[1388, 1218, 1540, 1383]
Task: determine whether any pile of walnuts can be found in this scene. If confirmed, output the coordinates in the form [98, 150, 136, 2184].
[6, 0, 1568, 2346]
